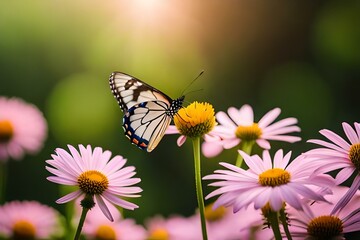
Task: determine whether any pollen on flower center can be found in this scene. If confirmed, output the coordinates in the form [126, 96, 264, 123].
[349, 143, 360, 172]
[235, 123, 262, 141]
[77, 170, 109, 195]
[174, 101, 216, 138]
[307, 215, 343, 239]
[95, 225, 116, 240]
[12, 220, 36, 240]
[0, 120, 14, 143]
[148, 228, 169, 240]
[258, 168, 291, 187]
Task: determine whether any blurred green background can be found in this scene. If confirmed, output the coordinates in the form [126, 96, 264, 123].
[1, 0, 359, 232]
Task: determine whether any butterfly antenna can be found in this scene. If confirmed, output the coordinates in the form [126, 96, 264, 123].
[181, 70, 204, 96]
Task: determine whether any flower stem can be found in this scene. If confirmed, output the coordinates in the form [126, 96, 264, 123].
[192, 137, 208, 240]
[0, 162, 6, 204]
[280, 208, 292, 240]
[236, 140, 254, 168]
[74, 206, 89, 240]
[268, 210, 282, 240]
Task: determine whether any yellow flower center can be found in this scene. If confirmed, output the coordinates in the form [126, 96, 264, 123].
[258, 168, 291, 187]
[349, 143, 360, 172]
[174, 101, 216, 138]
[0, 120, 14, 143]
[147, 228, 169, 240]
[12, 220, 36, 240]
[95, 225, 116, 240]
[204, 203, 227, 222]
[77, 170, 109, 195]
[307, 215, 343, 239]
[235, 123, 262, 141]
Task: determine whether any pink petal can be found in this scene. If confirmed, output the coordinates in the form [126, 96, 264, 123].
[222, 138, 240, 149]
[56, 190, 82, 204]
[354, 122, 360, 137]
[342, 122, 360, 144]
[262, 118, 298, 132]
[335, 167, 356, 185]
[307, 139, 348, 154]
[201, 142, 223, 158]
[177, 135, 187, 147]
[256, 139, 271, 149]
[279, 186, 302, 210]
[237, 105, 254, 125]
[95, 195, 114, 222]
[258, 108, 281, 128]
[273, 149, 284, 168]
[239, 151, 264, 174]
[263, 135, 301, 143]
[331, 175, 360, 215]
[46, 176, 77, 185]
[320, 129, 351, 150]
[102, 191, 139, 210]
[102, 156, 126, 176]
[268, 188, 283, 211]
[215, 111, 237, 128]
[68, 145, 85, 172]
[263, 126, 301, 135]
[281, 151, 292, 168]
[165, 125, 179, 134]
[254, 188, 271, 209]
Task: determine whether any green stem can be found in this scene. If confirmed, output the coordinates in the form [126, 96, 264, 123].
[280, 208, 292, 240]
[236, 140, 255, 168]
[192, 137, 208, 240]
[0, 162, 6, 204]
[268, 211, 282, 240]
[74, 206, 89, 240]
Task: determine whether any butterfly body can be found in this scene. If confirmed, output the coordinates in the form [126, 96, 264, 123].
[109, 72, 184, 152]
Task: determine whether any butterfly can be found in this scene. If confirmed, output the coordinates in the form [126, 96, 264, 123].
[109, 72, 185, 152]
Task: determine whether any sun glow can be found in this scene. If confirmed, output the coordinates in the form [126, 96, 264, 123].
[127, 0, 173, 26]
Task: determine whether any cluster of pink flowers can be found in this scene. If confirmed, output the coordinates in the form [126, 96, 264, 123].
[1, 96, 360, 239]
[199, 105, 360, 239]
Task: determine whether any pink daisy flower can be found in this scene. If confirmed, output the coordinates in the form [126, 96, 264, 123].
[145, 214, 203, 240]
[204, 150, 333, 212]
[46, 144, 142, 221]
[0, 200, 64, 239]
[286, 186, 360, 239]
[0, 97, 47, 161]
[202, 104, 301, 158]
[306, 122, 360, 214]
[81, 199, 147, 240]
[203, 203, 273, 240]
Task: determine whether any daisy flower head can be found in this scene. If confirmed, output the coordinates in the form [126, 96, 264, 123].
[202, 104, 301, 158]
[286, 186, 360, 239]
[166, 101, 216, 146]
[0, 200, 64, 239]
[0, 96, 47, 161]
[81, 199, 147, 240]
[46, 144, 142, 221]
[204, 149, 333, 213]
[306, 122, 360, 214]
[203, 203, 273, 240]
[145, 214, 203, 240]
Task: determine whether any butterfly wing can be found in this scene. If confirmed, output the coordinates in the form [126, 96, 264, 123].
[123, 101, 172, 152]
[109, 72, 173, 112]
[110, 71, 184, 151]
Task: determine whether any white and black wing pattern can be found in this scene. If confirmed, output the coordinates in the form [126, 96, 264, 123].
[109, 72, 185, 152]
[109, 72, 173, 112]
